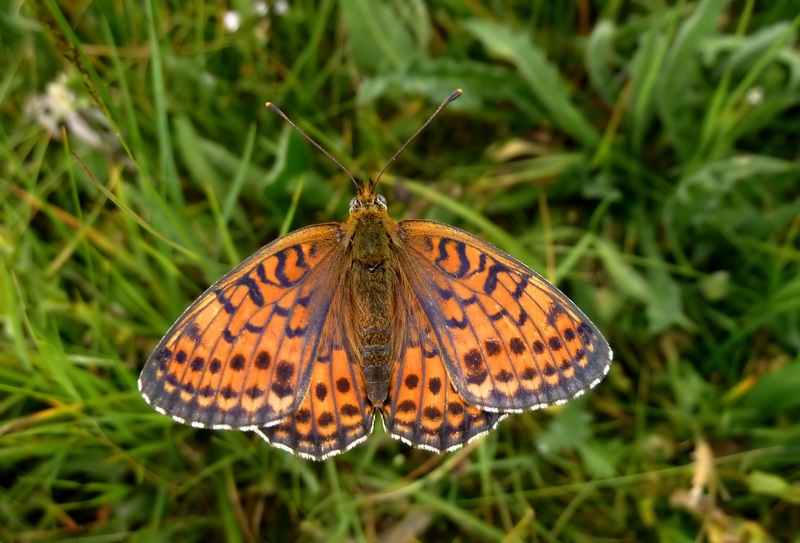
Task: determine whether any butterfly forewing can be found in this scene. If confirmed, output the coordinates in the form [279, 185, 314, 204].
[397, 220, 611, 413]
[139, 223, 344, 429]
[255, 292, 375, 460]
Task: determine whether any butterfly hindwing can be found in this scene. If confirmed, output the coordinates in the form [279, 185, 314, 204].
[397, 220, 611, 413]
[382, 298, 505, 452]
[255, 292, 375, 460]
[139, 223, 344, 429]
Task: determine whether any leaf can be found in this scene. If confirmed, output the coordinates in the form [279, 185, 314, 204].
[358, 57, 532, 113]
[628, 25, 668, 153]
[464, 19, 600, 147]
[537, 398, 593, 455]
[594, 238, 654, 304]
[739, 361, 800, 414]
[657, 0, 730, 161]
[340, 0, 423, 73]
[585, 19, 619, 103]
[748, 471, 800, 505]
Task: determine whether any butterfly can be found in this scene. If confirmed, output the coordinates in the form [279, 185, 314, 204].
[138, 90, 612, 460]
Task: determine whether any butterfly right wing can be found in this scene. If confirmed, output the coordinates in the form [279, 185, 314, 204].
[255, 291, 376, 460]
[138, 223, 345, 430]
[396, 220, 611, 413]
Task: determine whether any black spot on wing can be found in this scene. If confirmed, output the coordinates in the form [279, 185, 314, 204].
[509, 337, 526, 356]
[315, 383, 328, 401]
[336, 378, 351, 393]
[184, 322, 201, 341]
[398, 400, 416, 413]
[230, 354, 246, 371]
[255, 351, 271, 370]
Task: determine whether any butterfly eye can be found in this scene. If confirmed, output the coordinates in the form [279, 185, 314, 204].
[376, 194, 387, 210]
[349, 197, 360, 212]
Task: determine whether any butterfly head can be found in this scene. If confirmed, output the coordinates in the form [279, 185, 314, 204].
[350, 178, 387, 214]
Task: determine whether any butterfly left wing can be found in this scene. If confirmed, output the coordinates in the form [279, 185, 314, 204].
[397, 220, 612, 413]
[381, 295, 505, 452]
[139, 223, 344, 430]
[255, 292, 375, 460]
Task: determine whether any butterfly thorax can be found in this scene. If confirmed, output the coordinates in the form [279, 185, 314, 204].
[345, 201, 399, 405]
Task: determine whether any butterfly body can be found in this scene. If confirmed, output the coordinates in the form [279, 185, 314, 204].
[345, 187, 399, 403]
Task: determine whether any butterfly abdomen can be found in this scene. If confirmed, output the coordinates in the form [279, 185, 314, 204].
[348, 262, 396, 404]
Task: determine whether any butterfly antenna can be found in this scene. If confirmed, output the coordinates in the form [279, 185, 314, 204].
[375, 89, 462, 185]
[265, 102, 359, 189]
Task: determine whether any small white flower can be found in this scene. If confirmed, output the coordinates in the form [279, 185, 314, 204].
[223, 10, 241, 32]
[27, 74, 76, 134]
[201, 72, 216, 87]
[745, 86, 763, 105]
[273, 0, 288, 15]
[254, 1, 268, 16]
[25, 73, 112, 150]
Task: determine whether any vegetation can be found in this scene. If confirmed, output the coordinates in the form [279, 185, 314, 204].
[2, 1, 799, 540]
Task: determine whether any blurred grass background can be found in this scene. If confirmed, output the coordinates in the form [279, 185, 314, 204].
[2, 0, 799, 541]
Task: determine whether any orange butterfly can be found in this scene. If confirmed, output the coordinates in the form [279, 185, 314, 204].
[139, 90, 611, 460]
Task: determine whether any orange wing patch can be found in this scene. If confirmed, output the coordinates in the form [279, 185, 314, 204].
[256, 297, 375, 460]
[138, 224, 344, 430]
[382, 299, 505, 452]
[398, 220, 611, 413]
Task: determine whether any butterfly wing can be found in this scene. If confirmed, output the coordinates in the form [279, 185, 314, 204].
[396, 220, 612, 413]
[138, 223, 345, 430]
[255, 292, 375, 460]
[381, 297, 505, 452]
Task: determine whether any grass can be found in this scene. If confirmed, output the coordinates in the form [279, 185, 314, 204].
[2, 0, 799, 541]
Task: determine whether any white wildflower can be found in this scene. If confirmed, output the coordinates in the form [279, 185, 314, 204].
[223, 10, 241, 32]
